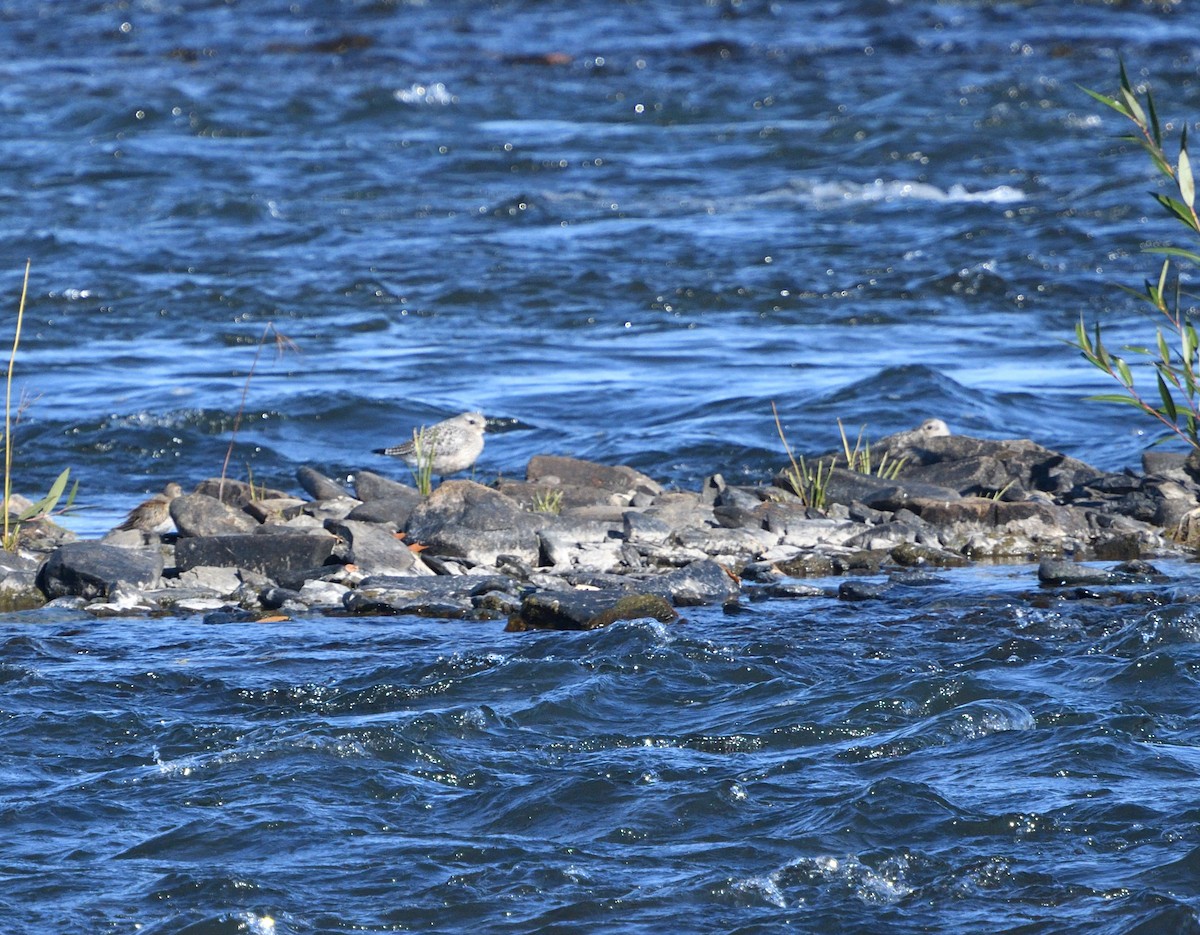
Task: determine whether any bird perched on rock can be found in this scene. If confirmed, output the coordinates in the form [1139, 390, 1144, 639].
[116, 482, 183, 532]
[373, 411, 486, 477]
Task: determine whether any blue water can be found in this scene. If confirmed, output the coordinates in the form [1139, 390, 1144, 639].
[6, 564, 1200, 933]
[2, 1, 1200, 931]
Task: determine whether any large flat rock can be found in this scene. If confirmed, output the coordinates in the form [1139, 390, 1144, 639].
[37, 542, 164, 600]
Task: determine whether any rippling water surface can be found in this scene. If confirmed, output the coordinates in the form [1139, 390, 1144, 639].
[3, 1, 1200, 931]
[6, 563, 1200, 933]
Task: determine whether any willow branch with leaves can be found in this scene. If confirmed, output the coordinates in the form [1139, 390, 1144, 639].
[1074, 63, 1200, 449]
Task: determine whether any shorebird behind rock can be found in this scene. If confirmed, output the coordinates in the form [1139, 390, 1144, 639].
[373, 411, 486, 477]
[880, 418, 951, 448]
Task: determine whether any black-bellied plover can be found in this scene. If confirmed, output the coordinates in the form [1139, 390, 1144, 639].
[373, 411, 486, 477]
[116, 482, 183, 532]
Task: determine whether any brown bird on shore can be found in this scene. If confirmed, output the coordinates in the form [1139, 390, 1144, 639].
[116, 482, 183, 533]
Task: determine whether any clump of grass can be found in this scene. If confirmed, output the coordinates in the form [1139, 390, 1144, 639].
[244, 463, 269, 502]
[984, 480, 1016, 501]
[409, 427, 437, 497]
[772, 402, 830, 510]
[1074, 63, 1200, 449]
[533, 487, 564, 514]
[3, 261, 77, 551]
[219, 321, 298, 501]
[838, 419, 906, 479]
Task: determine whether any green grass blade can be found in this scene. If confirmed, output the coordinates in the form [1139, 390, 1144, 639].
[17, 468, 70, 521]
[1147, 246, 1200, 263]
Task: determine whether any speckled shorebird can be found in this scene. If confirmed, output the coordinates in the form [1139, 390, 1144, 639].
[116, 482, 183, 532]
[373, 411, 486, 477]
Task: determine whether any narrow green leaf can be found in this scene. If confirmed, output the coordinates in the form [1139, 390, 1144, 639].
[1086, 393, 1149, 408]
[1157, 372, 1178, 420]
[1120, 86, 1148, 127]
[1146, 87, 1163, 148]
[16, 468, 70, 522]
[1158, 258, 1170, 301]
[1074, 318, 1092, 353]
[1115, 357, 1135, 387]
[1153, 192, 1197, 226]
[1180, 145, 1196, 209]
[1079, 84, 1129, 116]
[1115, 282, 1165, 308]
[1157, 329, 1171, 365]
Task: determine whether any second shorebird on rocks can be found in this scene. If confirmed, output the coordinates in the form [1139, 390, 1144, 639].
[373, 411, 486, 478]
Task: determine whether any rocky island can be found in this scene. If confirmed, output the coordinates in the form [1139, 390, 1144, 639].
[7, 424, 1199, 628]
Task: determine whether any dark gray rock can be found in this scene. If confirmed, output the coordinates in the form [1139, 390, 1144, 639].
[645, 558, 741, 606]
[644, 491, 710, 528]
[325, 519, 416, 575]
[405, 480, 543, 565]
[353, 470, 421, 503]
[37, 542, 164, 600]
[171, 493, 258, 537]
[774, 553, 837, 578]
[495, 479, 618, 511]
[194, 477, 291, 508]
[897, 435, 1109, 499]
[1036, 557, 1161, 587]
[763, 581, 825, 599]
[888, 569, 949, 587]
[260, 586, 304, 610]
[832, 550, 889, 574]
[838, 580, 889, 601]
[297, 466, 352, 500]
[622, 511, 673, 544]
[1144, 451, 1189, 476]
[506, 589, 677, 631]
[300, 496, 362, 523]
[174, 533, 337, 581]
[13, 515, 76, 551]
[889, 541, 969, 568]
[244, 497, 307, 524]
[526, 455, 662, 498]
[713, 501, 760, 529]
[344, 574, 518, 618]
[347, 496, 421, 526]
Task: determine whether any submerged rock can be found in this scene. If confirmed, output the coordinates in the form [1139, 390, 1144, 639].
[506, 590, 677, 632]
